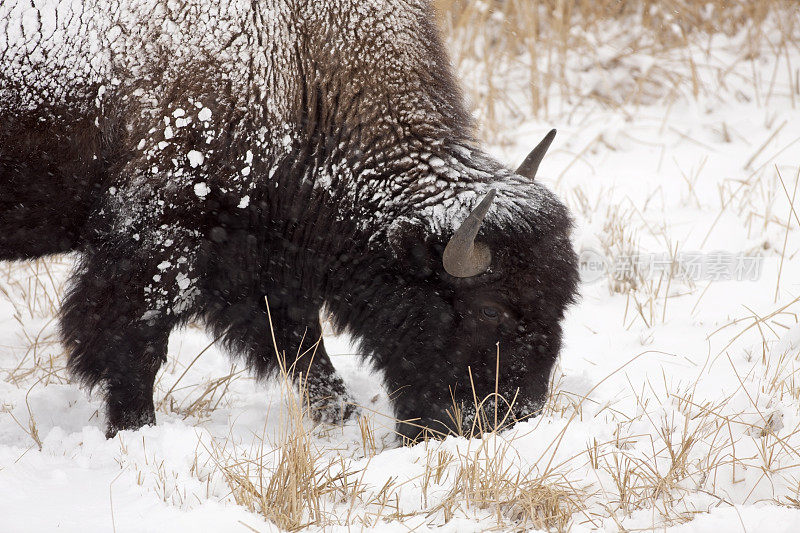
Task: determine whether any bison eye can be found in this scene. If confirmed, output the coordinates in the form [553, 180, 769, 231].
[481, 306, 500, 320]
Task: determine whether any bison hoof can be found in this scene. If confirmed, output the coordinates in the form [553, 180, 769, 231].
[309, 394, 360, 424]
[105, 410, 157, 439]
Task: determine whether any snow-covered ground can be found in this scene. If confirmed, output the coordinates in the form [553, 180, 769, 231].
[2, 10, 800, 533]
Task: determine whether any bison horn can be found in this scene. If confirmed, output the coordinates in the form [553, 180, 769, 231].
[515, 128, 556, 180]
[442, 189, 496, 277]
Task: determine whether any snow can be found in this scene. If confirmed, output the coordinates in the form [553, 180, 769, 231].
[193, 181, 210, 197]
[2, 5, 800, 533]
[188, 152, 206, 170]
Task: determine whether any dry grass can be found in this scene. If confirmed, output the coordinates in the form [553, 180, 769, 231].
[196, 283, 796, 530]
[434, 0, 800, 139]
[203, 400, 586, 530]
[0, 259, 70, 387]
[431, 439, 584, 530]
[204, 389, 348, 530]
[195, 314, 585, 530]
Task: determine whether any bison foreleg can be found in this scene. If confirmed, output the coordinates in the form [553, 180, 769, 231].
[61, 251, 179, 438]
[299, 328, 360, 424]
[269, 310, 359, 423]
[206, 297, 358, 423]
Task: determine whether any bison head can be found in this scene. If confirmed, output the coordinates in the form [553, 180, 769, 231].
[350, 130, 579, 442]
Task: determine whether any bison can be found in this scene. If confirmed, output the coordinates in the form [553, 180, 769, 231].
[0, 0, 579, 440]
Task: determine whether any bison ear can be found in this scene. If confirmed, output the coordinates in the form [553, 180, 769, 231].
[387, 217, 435, 276]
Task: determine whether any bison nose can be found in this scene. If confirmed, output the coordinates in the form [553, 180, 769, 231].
[396, 394, 547, 443]
[394, 401, 501, 442]
[395, 408, 459, 443]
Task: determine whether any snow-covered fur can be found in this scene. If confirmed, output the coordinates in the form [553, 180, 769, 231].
[0, 0, 579, 440]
